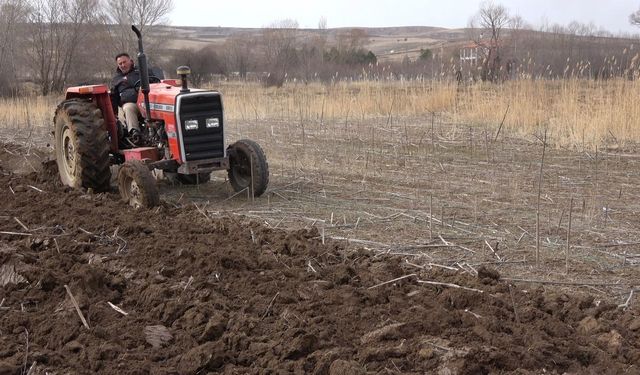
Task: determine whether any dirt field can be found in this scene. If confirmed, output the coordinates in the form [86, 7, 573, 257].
[1, 110, 640, 374]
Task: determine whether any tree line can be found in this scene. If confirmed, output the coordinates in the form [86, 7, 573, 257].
[460, 1, 640, 82]
[171, 22, 380, 88]
[0, 1, 381, 96]
[2, 0, 640, 97]
[0, 0, 177, 96]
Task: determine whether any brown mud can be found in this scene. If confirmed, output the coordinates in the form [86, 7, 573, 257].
[1, 143, 639, 375]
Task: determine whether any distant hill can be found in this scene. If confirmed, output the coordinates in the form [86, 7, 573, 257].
[152, 25, 471, 62]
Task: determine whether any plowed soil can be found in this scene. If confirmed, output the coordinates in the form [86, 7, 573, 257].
[1, 143, 640, 375]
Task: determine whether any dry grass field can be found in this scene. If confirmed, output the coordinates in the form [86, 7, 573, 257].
[2, 79, 640, 304]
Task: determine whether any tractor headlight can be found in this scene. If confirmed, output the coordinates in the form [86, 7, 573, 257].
[185, 119, 199, 130]
[206, 118, 220, 128]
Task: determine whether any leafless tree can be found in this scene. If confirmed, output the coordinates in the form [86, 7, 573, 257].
[297, 33, 326, 82]
[262, 19, 299, 87]
[104, 0, 174, 55]
[509, 15, 527, 30]
[223, 33, 257, 79]
[337, 28, 368, 51]
[508, 14, 528, 61]
[168, 46, 225, 86]
[318, 16, 327, 30]
[469, 0, 510, 82]
[0, 0, 28, 95]
[630, 6, 640, 27]
[27, 0, 101, 95]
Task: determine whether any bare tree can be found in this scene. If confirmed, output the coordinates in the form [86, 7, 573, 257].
[104, 0, 174, 55]
[566, 21, 581, 35]
[298, 33, 326, 82]
[223, 33, 257, 79]
[336, 28, 368, 51]
[506, 14, 529, 78]
[469, 0, 510, 82]
[630, 6, 640, 27]
[168, 46, 225, 86]
[318, 16, 327, 30]
[0, 0, 28, 95]
[509, 14, 527, 30]
[262, 19, 299, 87]
[27, 0, 101, 95]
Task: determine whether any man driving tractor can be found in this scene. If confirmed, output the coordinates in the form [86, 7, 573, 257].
[110, 52, 142, 135]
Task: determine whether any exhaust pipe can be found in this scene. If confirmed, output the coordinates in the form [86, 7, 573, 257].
[131, 25, 152, 124]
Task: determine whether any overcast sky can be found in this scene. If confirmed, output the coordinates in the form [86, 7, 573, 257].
[170, 0, 640, 34]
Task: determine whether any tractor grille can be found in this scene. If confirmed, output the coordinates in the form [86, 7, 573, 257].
[177, 92, 224, 161]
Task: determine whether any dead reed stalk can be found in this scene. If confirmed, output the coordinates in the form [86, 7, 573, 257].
[566, 196, 573, 274]
[536, 129, 548, 266]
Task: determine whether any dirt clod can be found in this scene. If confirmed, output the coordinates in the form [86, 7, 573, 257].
[578, 316, 600, 334]
[178, 341, 225, 374]
[360, 323, 406, 344]
[144, 325, 173, 348]
[328, 360, 366, 375]
[597, 330, 623, 355]
[477, 265, 500, 282]
[283, 333, 318, 360]
[0, 361, 19, 375]
[0, 265, 27, 287]
[198, 313, 227, 342]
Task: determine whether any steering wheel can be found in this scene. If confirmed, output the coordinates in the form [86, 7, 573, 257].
[133, 76, 162, 90]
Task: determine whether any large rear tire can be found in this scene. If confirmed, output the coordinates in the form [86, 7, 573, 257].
[53, 99, 111, 191]
[227, 139, 269, 197]
[117, 161, 160, 208]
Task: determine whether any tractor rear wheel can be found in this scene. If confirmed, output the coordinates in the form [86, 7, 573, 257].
[227, 139, 269, 197]
[53, 99, 111, 191]
[117, 161, 160, 208]
[165, 172, 211, 185]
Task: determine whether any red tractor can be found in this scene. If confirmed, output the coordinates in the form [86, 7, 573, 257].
[53, 26, 268, 208]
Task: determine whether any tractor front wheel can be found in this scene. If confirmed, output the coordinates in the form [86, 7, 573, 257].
[53, 99, 111, 191]
[117, 161, 160, 208]
[227, 139, 269, 197]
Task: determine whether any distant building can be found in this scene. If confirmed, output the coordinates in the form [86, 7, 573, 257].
[459, 42, 482, 65]
[459, 39, 504, 66]
[459, 39, 511, 81]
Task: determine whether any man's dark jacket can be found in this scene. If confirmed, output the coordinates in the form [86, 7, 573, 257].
[110, 66, 141, 115]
